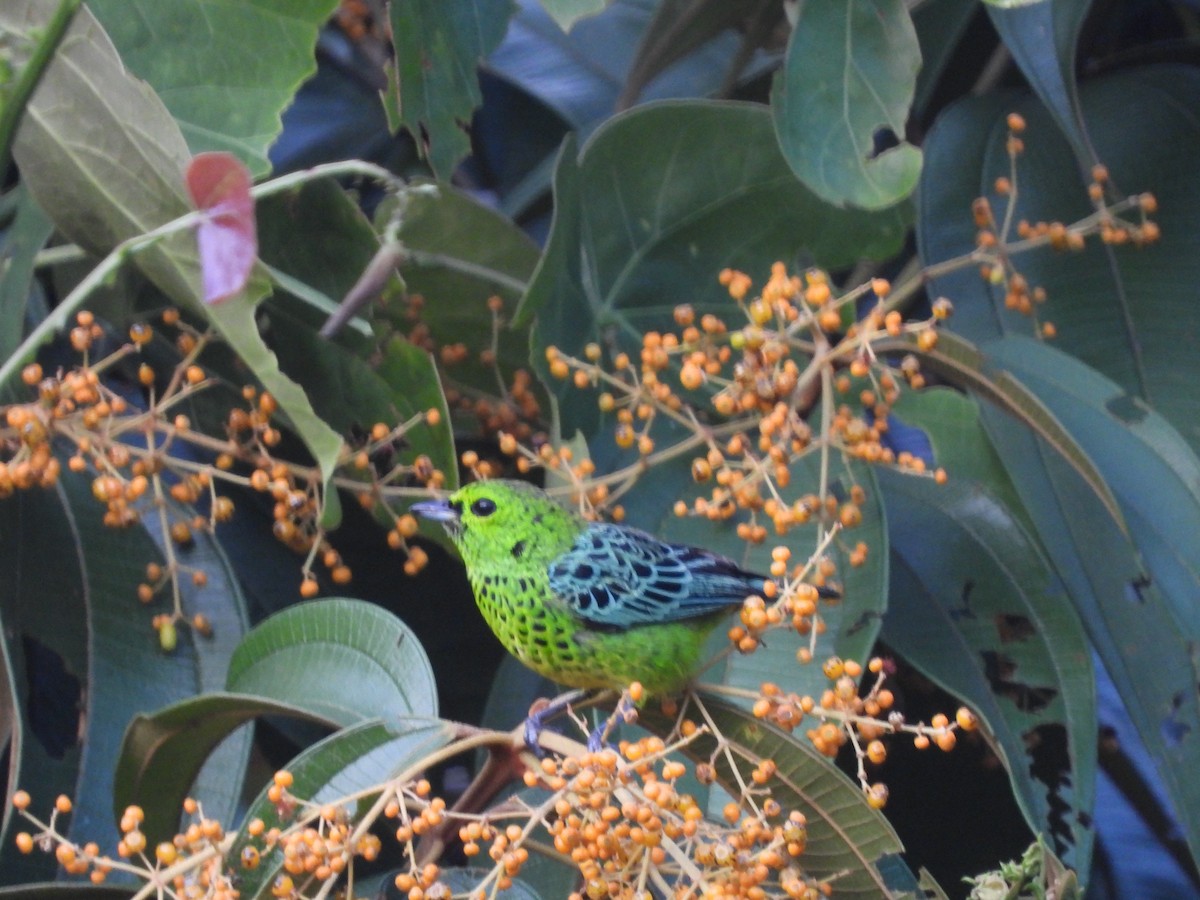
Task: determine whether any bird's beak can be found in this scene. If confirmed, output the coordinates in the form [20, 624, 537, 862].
[411, 498, 459, 523]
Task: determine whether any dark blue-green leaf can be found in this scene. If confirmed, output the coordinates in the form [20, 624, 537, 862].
[881, 388, 1095, 874]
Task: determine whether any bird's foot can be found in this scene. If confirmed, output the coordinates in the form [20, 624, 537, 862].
[587, 690, 639, 753]
[524, 689, 588, 757]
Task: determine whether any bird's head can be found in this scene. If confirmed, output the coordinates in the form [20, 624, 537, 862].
[412, 479, 579, 566]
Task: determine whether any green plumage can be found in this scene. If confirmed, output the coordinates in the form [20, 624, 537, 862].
[414, 480, 763, 694]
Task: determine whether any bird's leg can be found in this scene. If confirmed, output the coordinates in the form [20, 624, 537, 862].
[524, 689, 589, 757]
[587, 689, 639, 753]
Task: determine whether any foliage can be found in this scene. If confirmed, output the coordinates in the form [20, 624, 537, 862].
[1, 0, 1198, 898]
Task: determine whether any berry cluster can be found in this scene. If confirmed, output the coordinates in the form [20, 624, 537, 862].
[972, 113, 1158, 339]
[404, 293, 543, 441]
[0, 306, 451, 643]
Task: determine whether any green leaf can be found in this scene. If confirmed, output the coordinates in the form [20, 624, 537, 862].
[519, 101, 911, 435]
[984, 0, 1093, 164]
[114, 598, 437, 843]
[879, 389, 1096, 875]
[386, 182, 542, 424]
[875, 331, 1123, 528]
[974, 393, 1200, 868]
[656, 694, 906, 898]
[376, 335, 459, 479]
[88, 0, 338, 177]
[205, 296, 346, 527]
[985, 337, 1200, 646]
[227, 597, 438, 724]
[389, 0, 517, 178]
[771, 0, 922, 209]
[0, 469, 249, 878]
[263, 309, 457, 500]
[114, 692, 326, 844]
[257, 177, 397, 344]
[919, 73, 1200, 864]
[541, 0, 606, 31]
[229, 718, 455, 900]
[5, 0, 194, 279]
[3, 0, 345, 520]
[619, 0, 777, 110]
[0, 186, 53, 362]
[919, 67, 1200, 457]
[0, 0, 81, 177]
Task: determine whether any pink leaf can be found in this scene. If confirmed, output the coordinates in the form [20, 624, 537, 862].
[185, 152, 257, 305]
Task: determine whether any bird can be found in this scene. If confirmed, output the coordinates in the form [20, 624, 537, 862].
[412, 479, 807, 697]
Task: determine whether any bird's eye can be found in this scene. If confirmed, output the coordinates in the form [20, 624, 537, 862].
[470, 497, 497, 517]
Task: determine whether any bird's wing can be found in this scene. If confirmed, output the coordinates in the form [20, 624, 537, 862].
[547, 523, 758, 630]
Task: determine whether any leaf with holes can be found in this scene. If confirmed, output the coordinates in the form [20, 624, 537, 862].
[771, 0, 922, 209]
[880, 388, 1096, 874]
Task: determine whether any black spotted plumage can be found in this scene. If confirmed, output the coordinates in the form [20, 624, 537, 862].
[547, 523, 762, 630]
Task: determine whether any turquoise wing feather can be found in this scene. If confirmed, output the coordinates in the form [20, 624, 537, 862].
[546, 523, 760, 630]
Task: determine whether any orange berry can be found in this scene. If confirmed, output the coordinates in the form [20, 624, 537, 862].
[866, 782, 889, 809]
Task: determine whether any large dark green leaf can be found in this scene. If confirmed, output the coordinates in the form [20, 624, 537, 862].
[115, 598, 437, 842]
[919, 67, 1200, 455]
[875, 332, 1122, 527]
[984, 0, 1093, 164]
[985, 338, 1200, 637]
[0, 469, 249, 882]
[89, 0, 338, 177]
[919, 71, 1200, 862]
[974, 393, 1200, 866]
[227, 597, 438, 723]
[771, 0, 922, 209]
[114, 692, 326, 844]
[519, 101, 911, 435]
[389, 0, 517, 178]
[880, 388, 1095, 875]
